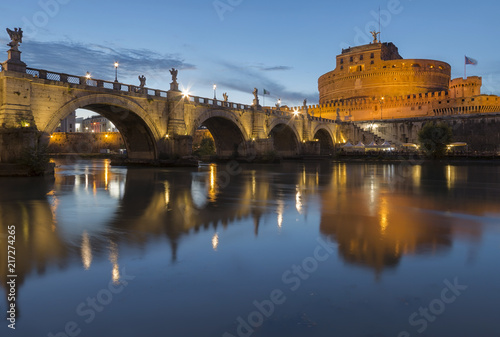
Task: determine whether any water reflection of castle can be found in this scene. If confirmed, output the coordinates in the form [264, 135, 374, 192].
[1, 162, 497, 304]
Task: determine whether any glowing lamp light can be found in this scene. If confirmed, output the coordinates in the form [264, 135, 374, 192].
[114, 62, 119, 68]
[293, 109, 299, 116]
[85, 72, 92, 79]
[165, 134, 170, 139]
[182, 90, 190, 98]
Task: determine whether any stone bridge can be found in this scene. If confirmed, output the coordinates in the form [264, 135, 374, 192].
[0, 44, 341, 163]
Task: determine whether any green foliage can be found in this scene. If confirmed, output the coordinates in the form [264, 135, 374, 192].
[22, 144, 50, 176]
[418, 122, 453, 158]
[194, 137, 216, 156]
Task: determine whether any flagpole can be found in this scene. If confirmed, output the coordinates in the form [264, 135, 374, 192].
[464, 56, 466, 79]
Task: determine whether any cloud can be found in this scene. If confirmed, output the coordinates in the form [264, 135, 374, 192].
[213, 60, 317, 105]
[255, 65, 293, 71]
[7, 39, 195, 84]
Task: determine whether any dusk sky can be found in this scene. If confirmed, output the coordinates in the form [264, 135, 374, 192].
[2, 0, 499, 113]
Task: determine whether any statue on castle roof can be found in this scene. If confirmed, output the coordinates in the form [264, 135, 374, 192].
[370, 31, 380, 44]
[169, 68, 178, 83]
[223, 92, 228, 102]
[6, 27, 23, 50]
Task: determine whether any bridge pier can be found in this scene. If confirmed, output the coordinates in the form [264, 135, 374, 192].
[159, 135, 193, 159]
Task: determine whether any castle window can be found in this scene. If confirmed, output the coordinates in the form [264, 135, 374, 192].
[412, 64, 421, 68]
[360, 54, 364, 60]
[340, 65, 343, 70]
[340, 58, 343, 64]
[370, 53, 374, 59]
[350, 56, 353, 62]
[371, 60, 374, 65]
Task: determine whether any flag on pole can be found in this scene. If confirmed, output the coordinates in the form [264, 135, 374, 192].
[263, 89, 270, 95]
[465, 56, 478, 65]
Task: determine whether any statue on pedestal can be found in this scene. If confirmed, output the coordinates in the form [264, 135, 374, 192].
[6, 28, 23, 50]
[169, 68, 178, 83]
[252, 88, 260, 107]
[370, 31, 380, 44]
[138, 75, 146, 88]
[223, 93, 228, 102]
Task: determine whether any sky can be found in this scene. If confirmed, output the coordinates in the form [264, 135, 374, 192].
[1, 0, 499, 118]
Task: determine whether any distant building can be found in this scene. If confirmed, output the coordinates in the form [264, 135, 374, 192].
[75, 117, 83, 132]
[55, 111, 76, 132]
[82, 115, 118, 133]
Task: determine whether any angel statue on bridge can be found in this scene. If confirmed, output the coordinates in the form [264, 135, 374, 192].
[169, 68, 178, 83]
[138, 75, 146, 88]
[6, 28, 23, 50]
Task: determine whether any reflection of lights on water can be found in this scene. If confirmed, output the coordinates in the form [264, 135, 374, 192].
[251, 171, 256, 198]
[379, 197, 389, 234]
[104, 160, 109, 190]
[295, 186, 303, 214]
[109, 240, 120, 284]
[277, 199, 284, 228]
[46, 190, 59, 231]
[81, 231, 92, 270]
[209, 164, 218, 202]
[413, 165, 422, 188]
[164, 181, 170, 207]
[212, 233, 219, 251]
[446, 165, 456, 190]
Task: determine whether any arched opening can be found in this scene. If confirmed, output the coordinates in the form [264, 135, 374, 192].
[269, 123, 300, 158]
[196, 116, 247, 158]
[83, 104, 157, 160]
[45, 96, 159, 161]
[313, 129, 335, 156]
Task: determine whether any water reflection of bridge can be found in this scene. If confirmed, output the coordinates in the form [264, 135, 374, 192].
[1, 161, 498, 307]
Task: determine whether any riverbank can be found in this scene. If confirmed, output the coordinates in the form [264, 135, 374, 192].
[0, 162, 55, 177]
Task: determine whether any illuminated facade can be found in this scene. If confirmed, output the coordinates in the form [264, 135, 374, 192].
[314, 41, 500, 121]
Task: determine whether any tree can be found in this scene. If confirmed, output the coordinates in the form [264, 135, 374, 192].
[194, 137, 216, 156]
[418, 122, 453, 158]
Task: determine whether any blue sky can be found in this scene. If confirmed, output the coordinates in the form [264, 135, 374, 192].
[1, 0, 499, 114]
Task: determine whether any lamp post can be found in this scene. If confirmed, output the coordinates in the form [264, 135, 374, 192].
[380, 96, 384, 120]
[213, 84, 217, 100]
[114, 62, 119, 82]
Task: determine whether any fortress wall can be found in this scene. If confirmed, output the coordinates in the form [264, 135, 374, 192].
[351, 114, 500, 152]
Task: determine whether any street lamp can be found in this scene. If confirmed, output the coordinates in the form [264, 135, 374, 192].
[380, 96, 384, 120]
[213, 84, 217, 100]
[114, 62, 119, 82]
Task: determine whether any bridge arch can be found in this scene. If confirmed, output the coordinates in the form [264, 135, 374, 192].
[267, 119, 301, 157]
[44, 94, 161, 160]
[190, 109, 250, 157]
[312, 125, 335, 156]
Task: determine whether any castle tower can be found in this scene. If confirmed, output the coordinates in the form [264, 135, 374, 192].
[318, 42, 451, 104]
[449, 76, 482, 98]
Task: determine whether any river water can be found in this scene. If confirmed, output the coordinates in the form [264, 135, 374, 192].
[1, 159, 499, 337]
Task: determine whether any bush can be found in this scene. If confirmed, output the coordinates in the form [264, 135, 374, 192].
[22, 144, 50, 176]
[193, 137, 216, 156]
[418, 122, 453, 158]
